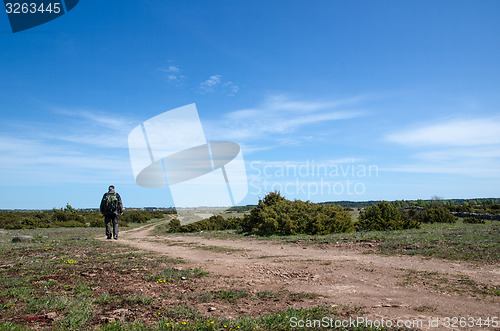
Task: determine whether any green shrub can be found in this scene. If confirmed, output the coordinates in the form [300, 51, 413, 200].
[0, 216, 51, 229]
[51, 209, 69, 223]
[241, 192, 353, 235]
[167, 192, 353, 236]
[419, 206, 456, 223]
[89, 216, 128, 227]
[168, 218, 182, 232]
[356, 201, 421, 231]
[52, 220, 87, 228]
[89, 217, 105, 227]
[121, 212, 147, 223]
[51, 205, 86, 226]
[168, 215, 242, 233]
[0, 207, 95, 229]
[462, 217, 486, 224]
[446, 204, 473, 213]
[120, 210, 166, 223]
[0, 211, 54, 229]
[118, 220, 129, 227]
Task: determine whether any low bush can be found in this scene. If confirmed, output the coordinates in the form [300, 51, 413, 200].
[462, 217, 486, 224]
[168, 215, 242, 233]
[356, 201, 421, 231]
[0, 206, 91, 229]
[121, 210, 166, 223]
[89, 216, 129, 228]
[89, 217, 105, 227]
[167, 192, 353, 236]
[168, 218, 182, 232]
[52, 209, 85, 224]
[121, 212, 148, 223]
[0, 205, 163, 230]
[419, 206, 456, 224]
[0, 214, 52, 229]
[446, 204, 473, 213]
[52, 220, 87, 228]
[241, 192, 353, 235]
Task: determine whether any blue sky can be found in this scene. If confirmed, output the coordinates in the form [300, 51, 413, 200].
[1, 0, 499, 209]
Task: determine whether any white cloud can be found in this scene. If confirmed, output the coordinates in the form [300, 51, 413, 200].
[381, 163, 500, 178]
[265, 94, 369, 112]
[386, 117, 500, 147]
[384, 116, 500, 178]
[159, 65, 186, 84]
[0, 109, 138, 185]
[162, 65, 180, 73]
[41, 108, 136, 149]
[248, 158, 365, 171]
[223, 81, 239, 96]
[0, 135, 132, 185]
[415, 147, 500, 162]
[204, 94, 364, 144]
[199, 75, 239, 96]
[199, 75, 222, 93]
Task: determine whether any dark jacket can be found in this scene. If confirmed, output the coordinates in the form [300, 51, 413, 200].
[100, 192, 123, 216]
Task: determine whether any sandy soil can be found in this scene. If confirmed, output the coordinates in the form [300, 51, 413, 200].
[117, 221, 500, 330]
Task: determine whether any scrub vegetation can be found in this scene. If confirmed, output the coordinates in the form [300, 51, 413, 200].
[0, 227, 381, 330]
[0, 205, 170, 230]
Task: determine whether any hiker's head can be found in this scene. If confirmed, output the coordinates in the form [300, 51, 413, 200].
[108, 185, 115, 193]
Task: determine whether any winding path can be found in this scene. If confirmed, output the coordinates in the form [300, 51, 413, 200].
[115, 220, 499, 330]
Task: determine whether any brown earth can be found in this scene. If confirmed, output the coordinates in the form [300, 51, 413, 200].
[115, 220, 500, 330]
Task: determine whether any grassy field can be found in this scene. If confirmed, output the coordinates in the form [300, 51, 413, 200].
[283, 219, 499, 263]
[1, 214, 498, 330]
[170, 219, 500, 264]
[0, 226, 393, 330]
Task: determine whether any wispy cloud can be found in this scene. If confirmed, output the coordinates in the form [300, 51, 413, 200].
[41, 108, 136, 149]
[0, 135, 132, 185]
[0, 109, 137, 185]
[247, 158, 366, 178]
[414, 147, 500, 162]
[159, 65, 186, 85]
[264, 94, 369, 112]
[199, 75, 221, 93]
[199, 75, 239, 96]
[381, 163, 500, 178]
[384, 116, 500, 178]
[204, 94, 364, 145]
[386, 117, 500, 147]
[222, 81, 239, 95]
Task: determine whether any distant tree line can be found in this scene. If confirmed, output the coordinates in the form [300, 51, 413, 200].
[320, 200, 382, 208]
[235, 198, 500, 211]
[390, 198, 500, 211]
[0, 205, 169, 230]
[225, 205, 256, 212]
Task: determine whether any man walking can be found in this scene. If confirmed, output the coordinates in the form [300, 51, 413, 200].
[100, 185, 123, 240]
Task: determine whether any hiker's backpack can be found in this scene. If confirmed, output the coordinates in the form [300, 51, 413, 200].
[102, 193, 119, 214]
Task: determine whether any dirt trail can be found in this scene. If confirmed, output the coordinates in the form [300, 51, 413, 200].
[117, 221, 499, 330]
